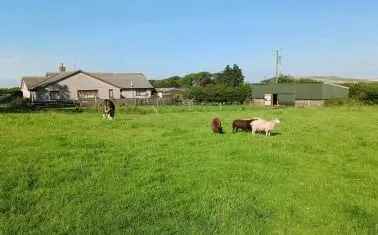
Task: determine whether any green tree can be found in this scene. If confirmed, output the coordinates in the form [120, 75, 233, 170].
[347, 82, 378, 104]
[231, 64, 244, 87]
[186, 83, 251, 104]
[182, 72, 213, 87]
[149, 76, 182, 88]
[215, 64, 244, 87]
[215, 65, 232, 85]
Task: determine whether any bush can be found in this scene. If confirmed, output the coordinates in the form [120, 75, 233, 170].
[0, 87, 20, 96]
[346, 83, 378, 104]
[186, 84, 252, 104]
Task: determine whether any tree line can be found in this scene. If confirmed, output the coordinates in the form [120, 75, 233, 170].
[150, 65, 252, 103]
[0, 87, 21, 96]
[260, 75, 322, 84]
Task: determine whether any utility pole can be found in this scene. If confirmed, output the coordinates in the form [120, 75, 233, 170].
[274, 49, 281, 83]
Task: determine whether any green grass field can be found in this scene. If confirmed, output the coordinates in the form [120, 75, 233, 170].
[1, 106, 378, 234]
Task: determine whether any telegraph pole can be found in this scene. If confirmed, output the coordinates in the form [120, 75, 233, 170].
[274, 49, 281, 83]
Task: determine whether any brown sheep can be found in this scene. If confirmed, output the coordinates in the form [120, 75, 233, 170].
[211, 118, 224, 134]
[232, 118, 259, 133]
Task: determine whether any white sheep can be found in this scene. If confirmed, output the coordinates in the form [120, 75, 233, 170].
[250, 119, 280, 136]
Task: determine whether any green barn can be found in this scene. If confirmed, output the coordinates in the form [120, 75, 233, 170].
[251, 83, 349, 106]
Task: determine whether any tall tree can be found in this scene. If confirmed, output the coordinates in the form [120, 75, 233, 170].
[231, 64, 244, 87]
[182, 72, 213, 87]
[215, 64, 245, 87]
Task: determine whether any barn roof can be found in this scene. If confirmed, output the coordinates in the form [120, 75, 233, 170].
[251, 83, 349, 100]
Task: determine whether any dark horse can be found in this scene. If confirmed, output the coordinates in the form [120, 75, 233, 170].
[211, 118, 224, 134]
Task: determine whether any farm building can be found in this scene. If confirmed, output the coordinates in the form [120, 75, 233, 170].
[155, 88, 185, 99]
[21, 64, 154, 104]
[251, 83, 349, 106]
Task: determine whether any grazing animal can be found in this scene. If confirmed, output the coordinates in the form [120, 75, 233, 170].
[250, 119, 280, 136]
[211, 118, 224, 134]
[102, 99, 116, 120]
[232, 118, 259, 133]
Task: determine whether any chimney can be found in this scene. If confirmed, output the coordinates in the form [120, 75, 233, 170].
[58, 63, 66, 73]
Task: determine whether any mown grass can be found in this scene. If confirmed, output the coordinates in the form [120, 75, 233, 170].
[0, 105, 378, 234]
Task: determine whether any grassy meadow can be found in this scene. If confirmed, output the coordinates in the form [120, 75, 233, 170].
[0, 105, 378, 234]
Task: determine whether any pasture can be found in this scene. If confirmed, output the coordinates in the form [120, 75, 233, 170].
[1, 106, 378, 234]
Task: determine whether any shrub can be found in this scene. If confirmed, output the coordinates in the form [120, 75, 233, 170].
[0, 87, 20, 96]
[186, 84, 252, 104]
[346, 83, 378, 104]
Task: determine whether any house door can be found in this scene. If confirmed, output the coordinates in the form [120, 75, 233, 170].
[273, 94, 278, 106]
[109, 89, 114, 99]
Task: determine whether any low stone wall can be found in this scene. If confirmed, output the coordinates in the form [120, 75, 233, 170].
[295, 100, 325, 107]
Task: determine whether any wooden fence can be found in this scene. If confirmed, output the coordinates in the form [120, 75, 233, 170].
[77, 96, 183, 107]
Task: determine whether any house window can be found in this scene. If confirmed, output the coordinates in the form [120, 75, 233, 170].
[49, 91, 60, 100]
[109, 89, 114, 99]
[136, 89, 149, 97]
[78, 90, 98, 99]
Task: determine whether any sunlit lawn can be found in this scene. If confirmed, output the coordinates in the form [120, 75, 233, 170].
[1, 105, 377, 234]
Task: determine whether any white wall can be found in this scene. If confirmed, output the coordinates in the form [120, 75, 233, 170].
[20, 81, 30, 99]
[121, 90, 135, 99]
[36, 73, 120, 101]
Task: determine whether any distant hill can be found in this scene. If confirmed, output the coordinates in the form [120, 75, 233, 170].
[297, 76, 378, 84]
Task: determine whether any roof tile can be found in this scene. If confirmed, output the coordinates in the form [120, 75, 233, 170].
[22, 71, 153, 90]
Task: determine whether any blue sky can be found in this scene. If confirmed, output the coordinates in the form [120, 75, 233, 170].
[1, 0, 378, 86]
